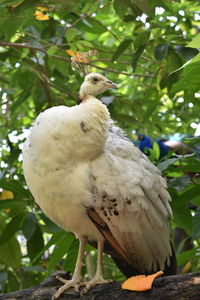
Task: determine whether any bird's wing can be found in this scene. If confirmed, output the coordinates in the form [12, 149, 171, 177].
[89, 130, 173, 274]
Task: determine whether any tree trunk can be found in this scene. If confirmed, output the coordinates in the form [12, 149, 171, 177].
[0, 271, 200, 300]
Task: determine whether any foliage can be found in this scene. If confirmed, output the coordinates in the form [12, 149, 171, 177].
[0, 0, 200, 294]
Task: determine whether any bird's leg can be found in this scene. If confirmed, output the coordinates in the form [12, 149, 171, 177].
[80, 240, 113, 295]
[52, 236, 87, 300]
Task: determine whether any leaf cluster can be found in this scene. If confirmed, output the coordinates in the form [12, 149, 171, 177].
[0, 0, 200, 293]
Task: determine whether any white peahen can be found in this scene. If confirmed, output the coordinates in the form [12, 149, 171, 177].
[23, 73, 176, 299]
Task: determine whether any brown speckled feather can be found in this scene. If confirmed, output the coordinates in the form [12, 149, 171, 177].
[87, 207, 129, 263]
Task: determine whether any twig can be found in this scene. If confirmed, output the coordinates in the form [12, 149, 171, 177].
[0, 41, 46, 53]
[87, 63, 154, 77]
[88, 16, 120, 41]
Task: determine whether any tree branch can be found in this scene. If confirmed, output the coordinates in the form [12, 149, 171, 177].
[0, 41, 153, 77]
[0, 41, 47, 53]
[0, 271, 200, 300]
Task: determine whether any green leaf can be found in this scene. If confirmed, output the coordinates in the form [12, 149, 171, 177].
[178, 162, 200, 172]
[32, 230, 66, 264]
[48, 56, 69, 77]
[175, 46, 198, 61]
[177, 249, 195, 267]
[0, 272, 8, 291]
[11, 91, 30, 113]
[2, 12, 25, 39]
[75, 40, 93, 50]
[63, 238, 79, 272]
[0, 7, 9, 30]
[0, 216, 21, 269]
[179, 185, 200, 205]
[166, 48, 182, 74]
[187, 33, 200, 49]
[154, 44, 169, 61]
[88, 18, 107, 34]
[79, 18, 106, 35]
[48, 232, 75, 271]
[142, 100, 158, 122]
[171, 52, 200, 74]
[0, 0, 24, 7]
[157, 158, 179, 172]
[183, 137, 200, 146]
[47, 46, 58, 56]
[66, 28, 78, 42]
[170, 54, 200, 93]
[170, 192, 193, 236]
[27, 224, 44, 262]
[112, 39, 133, 61]
[23, 213, 38, 240]
[134, 31, 150, 50]
[0, 199, 26, 210]
[166, 72, 179, 92]
[112, 113, 138, 124]
[113, 0, 130, 19]
[149, 142, 160, 161]
[0, 212, 26, 245]
[40, 214, 61, 233]
[0, 180, 30, 197]
[132, 45, 145, 71]
[192, 208, 200, 241]
[18, 266, 45, 290]
[7, 272, 20, 292]
[133, 0, 154, 15]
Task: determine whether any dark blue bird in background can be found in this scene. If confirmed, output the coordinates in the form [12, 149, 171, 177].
[138, 135, 152, 153]
[137, 134, 192, 159]
[138, 134, 169, 159]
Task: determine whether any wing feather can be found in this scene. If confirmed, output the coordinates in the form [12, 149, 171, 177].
[89, 130, 173, 273]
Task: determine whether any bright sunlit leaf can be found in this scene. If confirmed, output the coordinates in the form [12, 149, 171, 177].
[36, 6, 48, 11]
[35, 8, 49, 21]
[66, 49, 75, 56]
[0, 190, 14, 200]
[66, 50, 89, 63]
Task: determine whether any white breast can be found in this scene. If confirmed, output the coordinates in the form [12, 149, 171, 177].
[23, 101, 109, 240]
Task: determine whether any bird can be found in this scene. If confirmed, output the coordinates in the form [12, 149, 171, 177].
[138, 134, 169, 158]
[23, 72, 177, 299]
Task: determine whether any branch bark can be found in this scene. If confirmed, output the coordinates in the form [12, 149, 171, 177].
[0, 271, 200, 300]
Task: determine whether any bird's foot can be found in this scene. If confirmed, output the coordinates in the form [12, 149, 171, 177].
[52, 274, 83, 300]
[52, 275, 112, 299]
[79, 276, 113, 296]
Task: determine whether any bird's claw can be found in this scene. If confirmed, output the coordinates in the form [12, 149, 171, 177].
[52, 275, 82, 300]
[80, 277, 113, 296]
[55, 275, 68, 284]
[74, 284, 80, 293]
[52, 274, 112, 299]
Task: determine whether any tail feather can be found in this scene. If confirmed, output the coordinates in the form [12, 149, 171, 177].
[110, 242, 177, 277]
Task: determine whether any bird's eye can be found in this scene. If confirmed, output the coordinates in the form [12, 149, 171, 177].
[92, 77, 99, 83]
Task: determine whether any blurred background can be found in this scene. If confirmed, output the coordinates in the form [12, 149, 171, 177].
[0, 0, 200, 294]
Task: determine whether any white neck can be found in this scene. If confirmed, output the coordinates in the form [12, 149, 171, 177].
[79, 90, 93, 101]
[79, 81, 100, 101]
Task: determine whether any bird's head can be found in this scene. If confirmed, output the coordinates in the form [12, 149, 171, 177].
[79, 73, 117, 102]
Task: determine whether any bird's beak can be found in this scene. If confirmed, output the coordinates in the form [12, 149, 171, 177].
[106, 80, 118, 88]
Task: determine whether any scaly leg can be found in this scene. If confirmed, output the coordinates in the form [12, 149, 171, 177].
[80, 239, 113, 295]
[52, 236, 87, 300]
